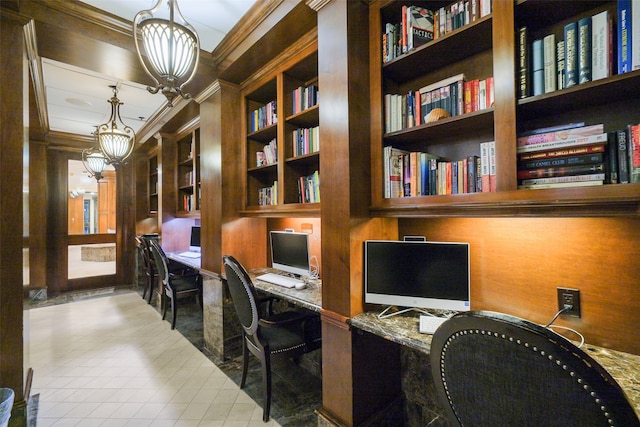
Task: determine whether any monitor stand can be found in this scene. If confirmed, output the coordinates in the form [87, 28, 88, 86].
[378, 306, 421, 319]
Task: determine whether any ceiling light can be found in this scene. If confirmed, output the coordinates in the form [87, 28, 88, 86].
[96, 85, 135, 167]
[82, 146, 107, 182]
[133, 0, 200, 106]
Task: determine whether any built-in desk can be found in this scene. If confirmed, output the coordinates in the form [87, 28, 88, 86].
[167, 255, 322, 363]
[350, 310, 640, 420]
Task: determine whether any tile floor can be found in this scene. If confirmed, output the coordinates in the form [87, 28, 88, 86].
[29, 292, 283, 426]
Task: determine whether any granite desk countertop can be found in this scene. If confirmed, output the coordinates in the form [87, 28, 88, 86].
[350, 311, 640, 418]
[250, 268, 322, 313]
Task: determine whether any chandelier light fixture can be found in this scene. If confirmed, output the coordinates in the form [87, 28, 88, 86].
[97, 85, 135, 167]
[81, 146, 107, 182]
[133, 0, 200, 106]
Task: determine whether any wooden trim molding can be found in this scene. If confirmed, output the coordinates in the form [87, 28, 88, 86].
[321, 309, 350, 331]
[24, 19, 49, 133]
[306, 0, 333, 12]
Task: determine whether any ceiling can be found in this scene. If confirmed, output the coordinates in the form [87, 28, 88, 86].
[39, 0, 256, 139]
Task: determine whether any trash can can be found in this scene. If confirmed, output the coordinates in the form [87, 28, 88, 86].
[0, 388, 14, 427]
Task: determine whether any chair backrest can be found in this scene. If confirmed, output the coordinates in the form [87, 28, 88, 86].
[222, 255, 261, 338]
[430, 310, 639, 427]
[135, 236, 152, 272]
[148, 239, 169, 284]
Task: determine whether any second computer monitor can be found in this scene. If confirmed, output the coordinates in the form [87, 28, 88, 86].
[189, 226, 201, 252]
[269, 231, 310, 277]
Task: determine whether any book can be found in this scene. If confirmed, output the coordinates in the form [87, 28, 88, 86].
[618, 0, 632, 73]
[520, 173, 605, 186]
[543, 34, 556, 93]
[556, 40, 565, 90]
[564, 21, 578, 87]
[628, 123, 640, 183]
[591, 10, 611, 80]
[518, 153, 603, 170]
[578, 17, 592, 84]
[517, 123, 603, 146]
[407, 5, 435, 51]
[634, 0, 640, 70]
[480, 141, 491, 192]
[518, 143, 605, 161]
[518, 122, 585, 137]
[518, 26, 529, 99]
[532, 38, 544, 96]
[517, 163, 605, 180]
[518, 180, 604, 190]
[606, 131, 619, 184]
[517, 132, 608, 154]
[617, 128, 630, 183]
[488, 141, 496, 192]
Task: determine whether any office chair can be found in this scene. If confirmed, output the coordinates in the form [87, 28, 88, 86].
[135, 236, 155, 304]
[430, 310, 640, 427]
[222, 255, 321, 422]
[149, 239, 202, 330]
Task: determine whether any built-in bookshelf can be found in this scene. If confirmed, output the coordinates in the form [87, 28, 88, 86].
[176, 127, 200, 215]
[148, 153, 158, 214]
[242, 43, 320, 215]
[369, 0, 640, 217]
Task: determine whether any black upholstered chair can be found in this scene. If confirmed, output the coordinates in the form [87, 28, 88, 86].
[149, 239, 202, 330]
[222, 255, 321, 422]
[135, 236, 155, 304]
[430, 310, 640, 427]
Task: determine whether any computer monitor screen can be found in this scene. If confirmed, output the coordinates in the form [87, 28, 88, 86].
[364, 240, 470, 312]
[189, 226, 201, 252]
[269, 231, 310, 277]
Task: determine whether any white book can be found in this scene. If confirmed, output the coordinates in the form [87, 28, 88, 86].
[518, 180, 604, 190]
[516, 133, 608, 154]
[591, 10, 611, 80]
[543, 34, 556, 92]
[633, 0, 640, 70]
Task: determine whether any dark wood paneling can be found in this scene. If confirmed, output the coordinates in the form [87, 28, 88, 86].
[0, 9, 28, 405]
[29, 141, 48, 290]
[398, 217, 640, 355]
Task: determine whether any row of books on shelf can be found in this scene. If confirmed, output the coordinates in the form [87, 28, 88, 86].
[292, 126, 319, 156]
[256, 138, 277, 167]
[382, 0, 492, 63]
[298, 171, 320, 204]
[385, 73, 493, 133]
[516, 122, 640, 189]
[180, 194, 198, 212]
[249, 100, 277, 133]
[383, 141, 495, 198]
[520, 1, 640, 98]
[258, 181, 278, 206]
[292, 84, 318, 115]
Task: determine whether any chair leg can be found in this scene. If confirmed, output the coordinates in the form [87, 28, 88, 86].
[170, 290, 177, 330]
[261, 352, 272, 422]
[162, 291, 168, 321]
[147, 272, 155, 304]
[240, 335, 249, 389]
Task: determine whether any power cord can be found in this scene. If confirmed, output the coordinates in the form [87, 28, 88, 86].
[542, 306, 585, 348]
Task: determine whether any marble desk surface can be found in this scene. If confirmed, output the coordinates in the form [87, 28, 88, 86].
[249, 268, 322, 313]
[350, 310, 640, 418]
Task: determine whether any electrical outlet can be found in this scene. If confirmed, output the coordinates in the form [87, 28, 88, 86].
[557, 287, 581, 318]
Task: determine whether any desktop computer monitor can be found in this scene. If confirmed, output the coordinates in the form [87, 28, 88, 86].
[269, 230, 311, 277]
[189, 226, 201, 253]
[364, 240, 471, 312]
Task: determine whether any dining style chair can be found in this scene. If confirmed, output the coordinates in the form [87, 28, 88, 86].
[149, 239, 202, 330]
[222, 255, 321, 422]
[135, 236, 156, 304]
[430, 310, 640, 427]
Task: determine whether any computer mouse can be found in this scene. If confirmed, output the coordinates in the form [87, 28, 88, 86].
[295, 282, 307, 290]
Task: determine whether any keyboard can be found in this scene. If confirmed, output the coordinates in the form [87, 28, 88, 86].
[178, 251, 201, 259]
[256, 272, 303, 288]
[419, 315, 447, 334]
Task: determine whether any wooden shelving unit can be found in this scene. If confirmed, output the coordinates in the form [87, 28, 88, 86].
[241, 42, 320, 216]
[176, 126, 201, 216]
[369, 0, 640, 218]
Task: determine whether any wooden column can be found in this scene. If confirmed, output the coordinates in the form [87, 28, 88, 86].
[0, 7, 28, 421]
[314, 1, 401, 425]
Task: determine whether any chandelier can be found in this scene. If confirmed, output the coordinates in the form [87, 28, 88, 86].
[133, 0, 200, 106]
[97, 85, 135, 167]
[81, 146, 107, 182]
